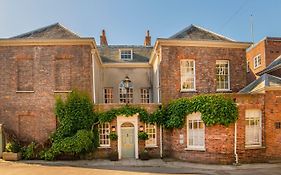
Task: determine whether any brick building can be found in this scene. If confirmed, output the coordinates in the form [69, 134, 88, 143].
[0, 23, 281, 164]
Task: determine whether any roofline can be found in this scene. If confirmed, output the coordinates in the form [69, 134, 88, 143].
[169, 24, 236, 42]
[102, 63, 151, 68]
[0, 38, 103, 65]
[247, 36, 281, 52]
[257, 63, 281, 76]
[10, 22, 81, 39]
[149, 39, 251, 64]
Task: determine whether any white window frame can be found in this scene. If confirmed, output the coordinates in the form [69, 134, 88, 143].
[186, 113, 205, 150]
[145, 123, 157, 147]
[180, 59, 196, 91]
[140, 88, 150, 103]
[119, 80, 133, 104]
[98, 122, 110, 147]
[245, 109, 262, 147]
[103, 87, 113, 103]
[120, 49, 133, 60]
[216, 60, 230, 91]
[253, 54, 261, 69]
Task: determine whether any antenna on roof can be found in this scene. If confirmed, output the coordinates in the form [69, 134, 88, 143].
[250, 14, 254, 45]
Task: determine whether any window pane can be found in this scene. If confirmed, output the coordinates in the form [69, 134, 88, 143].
[181, 60, 195, 90]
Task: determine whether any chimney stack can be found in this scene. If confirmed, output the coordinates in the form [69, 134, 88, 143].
[100, 29, 108, 46]
[144, 30, 151, 46]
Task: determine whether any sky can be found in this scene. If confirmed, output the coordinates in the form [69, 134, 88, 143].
[0, 0, 281, 45]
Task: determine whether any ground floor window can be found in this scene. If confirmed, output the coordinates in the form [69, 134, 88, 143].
[98, 122, 110, 147]
[245, 109, 262, 147]
[186, 113, 205, 150]
[145, 123, 156, 147]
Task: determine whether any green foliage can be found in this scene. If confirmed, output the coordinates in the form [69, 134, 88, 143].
[98, 105, 149, 123]
[109, 132, 118, 140]
[138, 132, 149, 140]
[42, 90, 98, 160]
[164, 95, 238, 128]
[5, 142, 21, 153]
[41, 130, 95, 160]
[21, 142, 37, 160]
[52, 90, 97, 141]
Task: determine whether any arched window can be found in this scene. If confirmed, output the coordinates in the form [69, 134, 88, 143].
[119, 78, 133, 103]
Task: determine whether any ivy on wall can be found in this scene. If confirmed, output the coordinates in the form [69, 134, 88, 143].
[97, 95, 238, 129]
[164, 95, 238, 128]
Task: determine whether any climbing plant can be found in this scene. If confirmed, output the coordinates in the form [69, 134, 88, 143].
[41, 90, 99, 160]
[164, 95, 238, 128]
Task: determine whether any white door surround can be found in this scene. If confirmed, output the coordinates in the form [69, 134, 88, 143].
[117, 114, 139, 159]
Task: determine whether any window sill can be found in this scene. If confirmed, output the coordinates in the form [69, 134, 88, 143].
[16, 91, 35, 93]
[145, 145, 158, 148]
[216, 89, 232, 93]
[180, 90, 197, 93]
[53, 90, 72, 93]
[185, 147, 206, 152]
[245, 145, 265, 150]
[98, 146, 111, 149]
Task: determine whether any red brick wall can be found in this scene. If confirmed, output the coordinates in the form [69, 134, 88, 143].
[160, 46, 247, 104]
[264, 40, 281, 66]
[246, 41, 266, 84]
[0, 45, 93, 143]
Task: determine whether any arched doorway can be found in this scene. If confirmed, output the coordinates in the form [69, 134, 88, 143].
[121, 122, 135, 158]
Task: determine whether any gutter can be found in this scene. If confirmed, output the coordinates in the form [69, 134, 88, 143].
[234, 122, 239, 165]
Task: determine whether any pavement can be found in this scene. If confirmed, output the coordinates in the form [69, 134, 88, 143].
[0, 158, 281, 175]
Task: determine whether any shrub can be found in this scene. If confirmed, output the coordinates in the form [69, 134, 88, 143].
[139, 149, 149, 160]
[5, 142, 21, 153]
[109, 151, 118, 161]
[138, 132, 149, 140]
[41, 130, 95, 160]
[109, 132, 118, 141]
[21, 142, 37, 160]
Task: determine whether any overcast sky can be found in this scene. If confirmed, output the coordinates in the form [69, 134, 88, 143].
[1, 0, 280, 45]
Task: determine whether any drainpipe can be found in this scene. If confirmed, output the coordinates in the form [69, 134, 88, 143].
[234, 122, 239, 165]
[160, 125, 163, 158]
[91, 49, 96, 104]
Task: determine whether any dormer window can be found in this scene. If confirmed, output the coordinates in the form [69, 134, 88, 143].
[120, 49, 133, 60]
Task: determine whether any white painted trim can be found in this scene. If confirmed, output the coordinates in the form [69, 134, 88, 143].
[180, 59, 196, 91]
[91, 49, 96, 104]
[119, 49, 133, 61]
[253, 54, 262, 69]
[186, 112, 205, 150]
[245, 109, 262, 147]
[145, 123, 157, 147]
[16, 91, 35, 93]
[102, 63, 151, 68]
[117, 114, 139, 159]
[216, 60, 230, 91]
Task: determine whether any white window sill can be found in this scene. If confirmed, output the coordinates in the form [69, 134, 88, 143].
[254, 65, 261, 70]
[16, 91, 35, 93]
[180, 89, 197, 93]
[245, 145, 265, 150]
[185, 147, 206, 152]
[53, 90, 72, 93]
[98, 146, 111, 149]
[216, 89, 232, 92]
[145, 145, 158, 148]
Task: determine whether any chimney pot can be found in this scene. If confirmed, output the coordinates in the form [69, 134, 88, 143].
[100, 29, 108, 46]
[144, 30, 151, 46]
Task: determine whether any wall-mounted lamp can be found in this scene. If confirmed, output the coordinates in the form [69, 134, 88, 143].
[111, 126, 116, 132]
[139, 125, 144, 132]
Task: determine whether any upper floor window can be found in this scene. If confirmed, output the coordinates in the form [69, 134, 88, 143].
[216, 60, 230, 91]
[145, 123, 157, 147]
[120, 49, 133, 60]
[245, 109, 262, 147]
[186, 113, 205, 150]
[98, 122, 110, 147]
[253, 55, 261, 69]
[140, 88, 150, 103]
[180, 59, 195, 91]
[119, 78, 133, 103]
[104, 88, 113, 103]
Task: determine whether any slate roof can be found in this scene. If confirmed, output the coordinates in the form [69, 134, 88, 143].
[11, 23, 81, 39]
[169, 24, 235, 42]
[239, 74, 281, 93]
[98, 45, 153, 63]
[257, 55, 281, 76]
